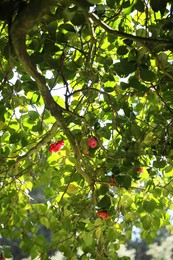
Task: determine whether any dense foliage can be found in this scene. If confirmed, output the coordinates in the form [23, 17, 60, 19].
[1, 0, 173, 259]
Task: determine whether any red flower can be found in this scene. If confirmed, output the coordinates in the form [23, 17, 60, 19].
[49, 144, 56, 153]
[96, 210, 110, 219]
[49, 140, 64, 153]
[88, 137, 98, 148]
[109, 178, 116, 186]
[136, 167, 143, 174]
[55, 140, 64, 151]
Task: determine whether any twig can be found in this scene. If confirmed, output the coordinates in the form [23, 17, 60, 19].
[88, 12, 173, 46]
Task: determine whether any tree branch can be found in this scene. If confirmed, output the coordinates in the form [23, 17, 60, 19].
[10, 0, 92, 184]
[15, 121, 59, 165]
[88, 12, 173, 46]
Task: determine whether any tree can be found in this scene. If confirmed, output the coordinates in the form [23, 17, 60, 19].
[147, 235, 173, 260]
[0, 0, 173, 259]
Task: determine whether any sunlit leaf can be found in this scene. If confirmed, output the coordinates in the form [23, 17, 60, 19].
[1, 1, 173, 258]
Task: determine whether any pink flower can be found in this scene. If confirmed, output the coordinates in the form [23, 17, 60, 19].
[136, 167, 143, 174]
[49, 144, 56, 153]
[49, 140, 64, 153]
[55, 140, 64, 151]
[87, 137, 98, 148]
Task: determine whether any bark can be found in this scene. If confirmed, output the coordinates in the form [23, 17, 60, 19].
[10, 0, 92, 184]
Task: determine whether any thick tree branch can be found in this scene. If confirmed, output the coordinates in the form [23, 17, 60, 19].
[10, 0, 92, 184]
[88, 12, 173, 46]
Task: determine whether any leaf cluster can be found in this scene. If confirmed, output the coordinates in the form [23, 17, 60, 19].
[0, 0, 173, 258]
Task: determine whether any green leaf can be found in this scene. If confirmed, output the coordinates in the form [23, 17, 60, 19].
[134, 0, 145, 12]
[143, 132, 157, 145]
[98, 126, 111, 140]
[103, 87, 114, 93]
[115, 174, 132, 189]
[106, 0, 116, 8]
[136, 28, 149, 38]
[99, 184, 109, 195]
[97, 195, 111, 209]
[33, 204, 47, 215]
[59, 23, 76, 33]
[123, 175, 132, 189]
[117, 46, 128, 56]
[31, 39, 40, 52]
[157, 52, 168, 68]
[141, 215, 151, 230]
[88, 0, 104, 4]
[113, 59, 136, 77]
[140, 68, 156, 81]
[150, 0, 166, 13]
[71, 12, 85, 25]
[81, 255, 90, 260]
[47, 21, 57, 37]
[83, 232, 94, 247]
[129, 76, 143, 90]
[131, 123, 143, 139]
[40, 217, 50, 229]
[112, 166, 119, 175]
[143, 200, 157, 213]
[153, 160, 166, 169]
[9, 133, 21, 143]
[0, 105, 6, 121]
[28, 111, 39, 121]
[21, 136, 28, 147]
